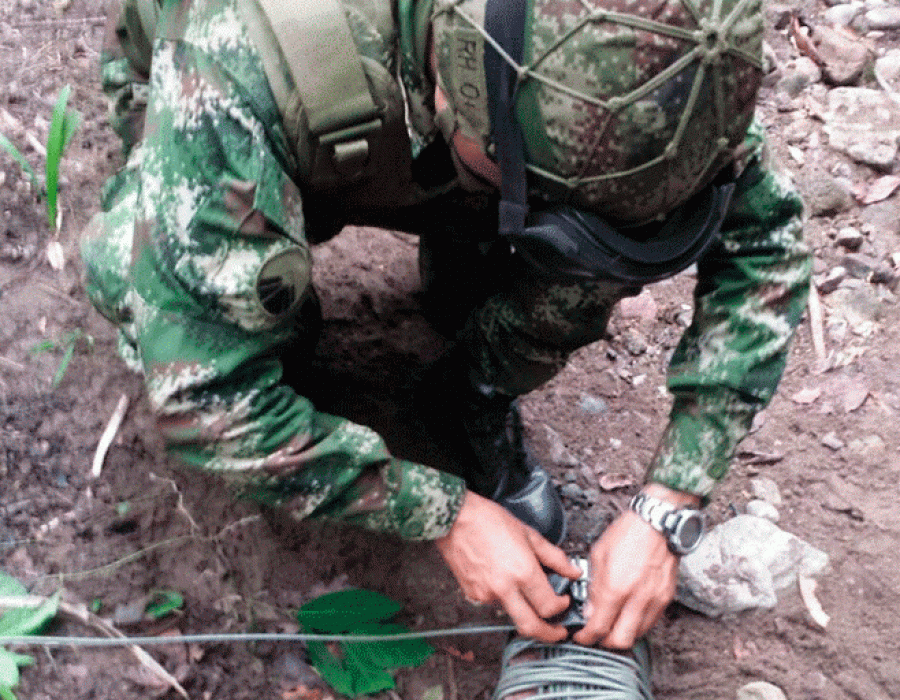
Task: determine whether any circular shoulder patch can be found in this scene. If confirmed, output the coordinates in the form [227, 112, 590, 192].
[255, 248, 311, 318]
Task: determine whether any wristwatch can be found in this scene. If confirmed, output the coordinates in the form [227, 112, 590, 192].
[629, 492, 705, 555]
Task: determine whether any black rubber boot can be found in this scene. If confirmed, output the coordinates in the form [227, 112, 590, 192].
[418, 352, 567, 545]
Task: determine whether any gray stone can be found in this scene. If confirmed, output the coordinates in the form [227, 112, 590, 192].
[750, 476, 782, 505]
[776, 58, 820, 97]
[866, 7, 900, 30]
[561, 483, 586, 502]
[827, 284, 883, 329]
[746, 499, 780, 522]
[859, 200, 900, 236]
[578, 394, 608, 415]
[813, 24, 872, 85]
[816, 266, 847, 294]
[841, 253, 878, 279]
[835, 226, 864, 251]
[677, 516, 829, 617]
[623, 330, 648, 356]
[824, 88, 900, 168]
[798, 170, 855, 216]
[822, 431, 845, 451]
[737, 681, 788, 700]
[824, 3, 863, 26]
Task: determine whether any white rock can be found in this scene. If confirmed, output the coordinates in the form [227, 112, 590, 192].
[866, 7, 900, 30]
[746, 499, 780, 522]
[676, 516, 829, 617]
[737, 681, 788, 700]
[824, 88, 900, 169]
[750, 476, 782, 505]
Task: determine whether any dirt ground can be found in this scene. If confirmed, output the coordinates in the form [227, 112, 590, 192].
[1, 1, 899, 699]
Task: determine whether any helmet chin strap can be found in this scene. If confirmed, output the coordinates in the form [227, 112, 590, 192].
[483, 0, 529, 239]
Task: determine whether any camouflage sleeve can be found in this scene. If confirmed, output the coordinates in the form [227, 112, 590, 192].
[645, 123, 811, 498]
[81, 0, 465, 541]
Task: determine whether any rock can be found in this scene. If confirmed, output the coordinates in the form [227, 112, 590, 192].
[622, 330, 647, 356]
[746, 499, 780, 522]
[776, 58, 821, 97]
[811, 25, 872, 85]
[835, 226, 864, 251]
[848, 434, 886, 464]
[827, 284, 883, 330]
[824, 88, 900, 169]
[677, 516, 829, 617]
[618, 289, 658, 321]
[544, 425, 580, 467]
[875, 50, 900, 93]
[821, 431, 845, 450]
[737, 681, 788, 700]
[816, 266, 847, 294]
[841, 253, 880, 280]
[865, 7, 900, 31]
[750, 477, 782, 505]
[859, 200, 900, 236]
[798, 170, 854, 217]
[560, 483, 586, 502]
[577, 394, 608, 415]
[823, 3, 863, 26]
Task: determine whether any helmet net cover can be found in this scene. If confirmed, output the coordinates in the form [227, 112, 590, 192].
[431, 0, 763, 223]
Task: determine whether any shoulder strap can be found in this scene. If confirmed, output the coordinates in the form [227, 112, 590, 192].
[250, 0, 384, 182]
[118, 0, 162, 76]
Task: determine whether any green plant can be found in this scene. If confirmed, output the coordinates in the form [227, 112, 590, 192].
[144, 591, 184, 620]
[30, 329, 94, 388]
[296, 589, 434, 698]
[0, 85, 80, 232]
[45, 85, 81, 233]
[0, 572, 59, 700]
[0, 134, 39, 193]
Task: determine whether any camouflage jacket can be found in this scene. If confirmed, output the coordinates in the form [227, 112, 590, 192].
[82, 0, 810, 539]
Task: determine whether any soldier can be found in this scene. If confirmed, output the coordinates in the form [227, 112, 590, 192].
[82, 0, 810, 651]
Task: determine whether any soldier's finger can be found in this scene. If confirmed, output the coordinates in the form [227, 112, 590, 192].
[504, 591, 569, 643]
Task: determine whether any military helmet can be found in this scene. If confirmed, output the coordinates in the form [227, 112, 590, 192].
[430, 0, 764, 223]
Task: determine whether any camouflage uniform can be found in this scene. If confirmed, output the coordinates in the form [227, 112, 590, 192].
[82, 0, 810, 539]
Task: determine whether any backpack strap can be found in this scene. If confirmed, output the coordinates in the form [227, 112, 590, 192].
[250, 0, 384, 184]
[117, 0, 162, 76]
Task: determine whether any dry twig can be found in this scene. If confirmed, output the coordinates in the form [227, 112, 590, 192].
[91, 393, 129, 478]
[807, 283, 828, 373]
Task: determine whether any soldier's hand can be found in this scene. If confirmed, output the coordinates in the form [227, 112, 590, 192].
[435, 491, 582, 643]
[572, 511, 678, 648]
[573, 484, 698, 649]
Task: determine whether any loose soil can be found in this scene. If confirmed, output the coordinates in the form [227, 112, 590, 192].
[1, 1, 898, 699]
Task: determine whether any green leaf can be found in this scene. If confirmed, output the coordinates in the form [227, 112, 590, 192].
[0, 652, 22, 690]
[306, 641, 354, 696]
[0, 133, 40, 192]
[297, 590, 434, 698]
[0, 590, 59, 637]
[0, 649, 32, 692]
[144, 590, 183, 620]
[297, 589, 402, 633]
[0, 684, 19, 700]
[0, 573, 27, 598]
[346, 622, 434, 669]
[45, 85, 80, 232]
[51, 338, 76, 388]
[29, 340, 56, 354]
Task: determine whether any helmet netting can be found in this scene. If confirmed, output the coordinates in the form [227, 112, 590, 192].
[433, 0, 763, 222]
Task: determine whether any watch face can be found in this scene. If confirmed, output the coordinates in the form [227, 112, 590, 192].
[676, 514, 704, 551]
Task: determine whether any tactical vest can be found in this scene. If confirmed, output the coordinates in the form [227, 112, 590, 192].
[118, 0, 422, 207]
